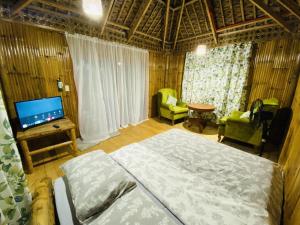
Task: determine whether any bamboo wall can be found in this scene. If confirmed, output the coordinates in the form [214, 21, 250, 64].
[248, 39, 300, 108]
[148, 52, 185, 117]
[0, 21, 78, 134]
[279, 77, 300, 225]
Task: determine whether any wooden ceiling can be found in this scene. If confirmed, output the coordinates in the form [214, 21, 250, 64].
[0, 0, 300, 51]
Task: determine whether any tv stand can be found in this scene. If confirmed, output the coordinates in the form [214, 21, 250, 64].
[16, 118, 78, 173]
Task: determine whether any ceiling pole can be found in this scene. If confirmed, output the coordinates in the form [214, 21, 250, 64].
[191, 4, 202, 33]
[127, 0, 153, 41]
[218, 0, 226, 26]
[144, 4, 159, 33]
[146, 7, 162, 34]
[277, 0, 300, 21]
[168, 10, 175, 41]
[249, 0, 293, 32]
[36, 0, 84, 15]
[240, 0, 245, 21]
[203, 0, 218, 44]
[124, 0, 135, 24]
[199, 0, 209, 31]
[228, 0, 235, 24]
[116, 0, 127, 22]
[163, 0, 170, 49]
[173, 0, 186, 50]
[100, 0, 115, 35]
[185, 6, 196, 35]
[11, 0, 34, 15]
[150, 9, 164, 35]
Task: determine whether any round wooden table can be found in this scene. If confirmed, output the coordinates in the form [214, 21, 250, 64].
[186, 103, 215, 133]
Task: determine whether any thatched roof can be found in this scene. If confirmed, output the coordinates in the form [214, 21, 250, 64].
[0, 0, 300, 51]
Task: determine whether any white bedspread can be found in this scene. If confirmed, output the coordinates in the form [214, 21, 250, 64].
[111, 129, 283, 225]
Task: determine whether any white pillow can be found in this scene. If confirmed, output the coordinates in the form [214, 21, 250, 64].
[240, 111, 250, 119]
[60, 150, 136, 222]
[166, 95, 177, 107]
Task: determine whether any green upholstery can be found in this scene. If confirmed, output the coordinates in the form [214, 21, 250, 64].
[158, 88, 188, 125]
[218, 98, 279, 147]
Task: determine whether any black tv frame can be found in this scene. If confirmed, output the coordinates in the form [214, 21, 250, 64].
[14, 96, 65, 130]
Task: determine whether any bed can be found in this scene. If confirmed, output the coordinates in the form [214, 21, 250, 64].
[53, 128, 283, 225]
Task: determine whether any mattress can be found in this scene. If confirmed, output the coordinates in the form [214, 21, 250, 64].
[54, 128, 283, 225]
[111, 128, 283, 225]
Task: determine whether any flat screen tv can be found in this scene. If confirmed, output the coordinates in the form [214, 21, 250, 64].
[15, 96, 64, 129]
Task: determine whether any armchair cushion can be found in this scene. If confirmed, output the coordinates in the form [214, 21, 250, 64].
[169, 106, 188, 114]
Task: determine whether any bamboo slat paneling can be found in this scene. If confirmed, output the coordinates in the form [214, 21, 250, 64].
[149, 52, 167, 117]
[279, 77, 300, 225]
[248, 39, 300, 108]
[165, 53, 186, 98]
[148, 51, 185, 117]
[0, 21, 79, 134]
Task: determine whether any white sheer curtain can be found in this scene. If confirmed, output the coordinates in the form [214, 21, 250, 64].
[66, 33, 149, 147]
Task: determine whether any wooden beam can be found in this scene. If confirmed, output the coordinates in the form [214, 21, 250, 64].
[277, 0, 300, 21]
[136, 31, 162, 41]
[128, 0, 153, 41]
[107, 21, 129, 30]
[100, 0, 115, 35]
[228, 0, 235, 24]
[117, 0, 127, 22]
[11, 0, 34, 15]
[219, 0, 225, 26]
[143, 4, 158, 32]
[36, 0, 84, 15]
[249, 0, 293, 32]
[218, 23, 277, 36]
[240, 0, 245, 21]
[150, 10, 163, 36]
[163, 0, 170, 49]
[199, 0, 209, 31]
[217, 16, 269, 32]
[177, 32, 211, 42]
[191, 4, 202, 33]
[203, 0, 218, 44]
[174, 0, 197, 10]
[124, 0, 135, 24]
[173, 0, 185, 49]
[181, 19, 189, 37]
[146, 7, 162, 33]
[185, 6, 196, 35]
[168, 10, 175, 41]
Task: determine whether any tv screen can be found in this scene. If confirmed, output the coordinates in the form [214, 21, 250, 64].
[15, 96, 64, 129]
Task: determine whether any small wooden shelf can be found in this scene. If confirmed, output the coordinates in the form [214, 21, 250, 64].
[16, 118, 78, 173]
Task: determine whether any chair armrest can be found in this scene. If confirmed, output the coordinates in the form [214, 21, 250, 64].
[177, 101, 187, 108]
[227, 117, 250, 124]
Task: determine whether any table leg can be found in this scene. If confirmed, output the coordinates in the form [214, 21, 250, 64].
[20, 140, 33, 174]
[70, 128, 78, 156]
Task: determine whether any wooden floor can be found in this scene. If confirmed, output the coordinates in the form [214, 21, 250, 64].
[26, 118, 279, 190]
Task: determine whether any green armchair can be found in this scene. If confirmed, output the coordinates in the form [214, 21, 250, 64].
[157, 88, 188, 125]
[218, 98, 279, 148]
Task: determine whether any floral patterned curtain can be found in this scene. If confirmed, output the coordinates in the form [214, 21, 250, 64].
[182, 42, 253, 120]
[0, 89, 31, 225]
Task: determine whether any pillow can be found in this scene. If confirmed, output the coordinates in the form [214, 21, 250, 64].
[166, 95, 177, 107]
[60, 150, 136, 223]
[240, 111, 250, 119]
